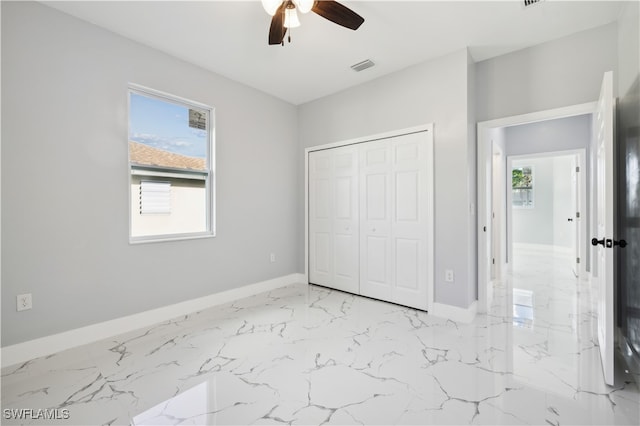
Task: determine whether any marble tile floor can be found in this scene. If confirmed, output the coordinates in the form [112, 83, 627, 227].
[2, 246, 639, 425]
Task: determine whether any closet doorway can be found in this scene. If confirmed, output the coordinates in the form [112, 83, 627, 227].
[305, 125, 435, 311]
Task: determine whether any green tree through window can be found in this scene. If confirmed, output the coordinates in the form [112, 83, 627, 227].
[512, 166, 533, 207]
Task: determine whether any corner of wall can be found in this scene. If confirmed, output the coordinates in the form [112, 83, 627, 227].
[467, 48, 479, 304]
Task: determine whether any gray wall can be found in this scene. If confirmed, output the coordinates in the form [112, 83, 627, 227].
[511, 156, 574, 248]
[618, 1, 640, 98]
[504, 115, 593, 157]
[1, 2, 299, 346]
[298, 49, 478, 309]
[512, 158, 555, 245]
[476, 23, 618, 122]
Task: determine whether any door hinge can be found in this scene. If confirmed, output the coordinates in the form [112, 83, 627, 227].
[492, 258, 495, 265]
[576, 211, 580, 218]
[577, 257, 581, 264]
[576, 166, 580, 173]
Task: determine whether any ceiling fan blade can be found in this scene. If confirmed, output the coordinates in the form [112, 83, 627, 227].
[268, 2, 287, 45]
[312, 0, 364, 30]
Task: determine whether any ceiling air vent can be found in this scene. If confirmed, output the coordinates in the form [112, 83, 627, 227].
[523, 0, 544, 8]
[351, 59, 375, 72]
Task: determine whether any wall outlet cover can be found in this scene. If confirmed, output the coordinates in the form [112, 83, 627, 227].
[445, 270, 454, 283]
[17, 293, 33, 311]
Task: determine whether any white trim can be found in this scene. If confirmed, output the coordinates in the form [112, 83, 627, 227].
[1, 273, 304, 369]
[477, 102, 597, 314]
[430, 301, 478, 323]
[131, 169, 207, 181]
[479, 102, 597, 130]
[305, 123, 432, 153]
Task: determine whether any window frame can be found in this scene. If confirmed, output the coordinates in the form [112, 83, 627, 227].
[511, 165, 535, 209]
[127, 84, 216, 244]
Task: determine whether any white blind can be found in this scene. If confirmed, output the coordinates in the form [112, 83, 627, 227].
[140, 181, 171, 214]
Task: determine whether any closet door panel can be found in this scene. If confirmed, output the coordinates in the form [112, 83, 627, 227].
[395, 238, 419, 290]
[309, 146, 359, 294]
[332, 146, 359, 293]
[310, 128, 433, 311]
[360, 140, 393, 301]
[309, 151, 333, 287]
[390, 133, 429, 310]
[395, 171, 419, 222]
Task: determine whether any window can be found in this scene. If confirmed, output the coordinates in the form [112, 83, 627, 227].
[512, 165, 534, 208]
[128, 86, 214, 242]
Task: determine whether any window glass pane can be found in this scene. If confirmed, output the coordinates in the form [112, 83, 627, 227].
[129, 93, 208, 170]
[512, 166, 533, 208]
[129, 88, 213, 242]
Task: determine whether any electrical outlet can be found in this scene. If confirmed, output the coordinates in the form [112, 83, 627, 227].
[270, 253, 276, 263]
[445, 270, 454, 283]
[17, 293, 32, 311]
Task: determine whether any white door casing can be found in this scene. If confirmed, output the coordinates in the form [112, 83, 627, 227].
[595, 70, 615, 386]
[477, 102, 597, 314]
[568, 155, 581, 277]
[491, 143, 504, 281]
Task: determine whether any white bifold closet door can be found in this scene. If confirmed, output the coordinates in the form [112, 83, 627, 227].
[308, 145, 360, 294]
[308, 130, 432, 311]
[359, 133, 430, 310]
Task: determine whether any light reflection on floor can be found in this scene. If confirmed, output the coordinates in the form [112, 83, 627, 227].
[2, 244, 639, 425]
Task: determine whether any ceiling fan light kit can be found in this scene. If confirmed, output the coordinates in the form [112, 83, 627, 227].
[284, 7, 301, 28]
[264, 0, 365, 46]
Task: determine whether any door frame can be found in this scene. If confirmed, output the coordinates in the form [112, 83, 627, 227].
[477, 102, 596, 313]
[491, 142, 505, 281]
[505, 149, 587, 278]
[304, 123, 434, 311]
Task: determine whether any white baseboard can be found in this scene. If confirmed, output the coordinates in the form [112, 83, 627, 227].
[1, 273, 305, 369]
[430, 300, 478, 323]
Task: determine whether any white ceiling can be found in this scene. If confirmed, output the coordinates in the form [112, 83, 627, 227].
[42, 0, 625, 105]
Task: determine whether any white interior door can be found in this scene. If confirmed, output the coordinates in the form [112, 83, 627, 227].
[594, 71, 615, 386]
[359, 132, 432, 310]
[309, 146, 359, 294]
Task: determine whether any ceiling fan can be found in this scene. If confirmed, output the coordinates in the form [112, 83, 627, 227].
[262, 0, 365, 45]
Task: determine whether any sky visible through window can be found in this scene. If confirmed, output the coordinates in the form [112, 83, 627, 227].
[129, 93, 207, 159]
